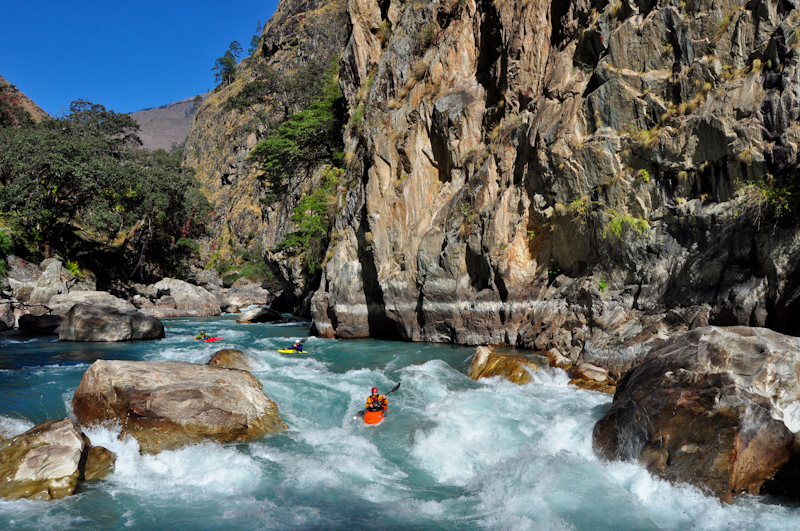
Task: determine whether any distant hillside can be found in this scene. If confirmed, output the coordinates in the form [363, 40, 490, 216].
[0, 74, 50, 122]
[128, 94, 207, 151]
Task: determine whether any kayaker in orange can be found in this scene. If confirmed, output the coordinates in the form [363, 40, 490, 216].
[366, 387, 388, 411]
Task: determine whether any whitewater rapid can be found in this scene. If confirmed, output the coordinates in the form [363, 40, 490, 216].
[0, 317, 798, 530]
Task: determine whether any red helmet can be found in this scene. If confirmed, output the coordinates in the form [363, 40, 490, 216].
[371, 387, 378, 394]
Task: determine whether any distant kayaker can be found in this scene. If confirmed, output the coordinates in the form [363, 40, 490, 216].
[290, 341, 303, 352]
[366, 387, 388, 412]
[195, 331, 209, 340]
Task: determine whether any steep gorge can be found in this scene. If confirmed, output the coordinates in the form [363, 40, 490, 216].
[186, 0, 800, 376]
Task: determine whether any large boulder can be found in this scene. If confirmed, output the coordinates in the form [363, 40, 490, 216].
[72, 360, 287, 453]
[59, 304, 164, 342]
[468, 346, 544, 384]
[188, 269, 230, 310]
[138, 278, 221, 318]
[594, 326, 800, 502]
[206, 349, 254, 370]
[226, 277, 274, 309]
[0, 418, 115, 501]
[46, 291, 136, 317]
[237, 306, 283, 324]
[5, 255, 41, 301]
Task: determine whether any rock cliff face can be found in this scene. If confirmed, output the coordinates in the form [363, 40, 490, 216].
[183, 0, 348, 314]
[308, 0, 800, 375]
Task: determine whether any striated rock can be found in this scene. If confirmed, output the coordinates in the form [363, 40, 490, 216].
[72, 360, 287, 453]
[0, 418, 114, 501]
[206, 349, 253, 370]
[594, 326, 800, 502]
[226, 277, 274, 309]
[6, 255, 42, 302]
[237, 306, 283, 324]
[18, 314, 63, 335]
[138, 278, 221, 318]
[59, 304, 164, 342]
[468, 346, 543, 384]
[46, 291, 136, 317]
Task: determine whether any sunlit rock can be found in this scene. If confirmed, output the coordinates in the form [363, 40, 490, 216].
[206, 349, 253, 370]
[46, 291, 136, 317]
[72, 360, 287, 453]
[226, 277, 274, 308]
[0, 418, 115, 501]
[594, 326, 800, 502]
[138, 278, 221, 318]
[468, 346, 543, 384]
[59, 304, 164, 342]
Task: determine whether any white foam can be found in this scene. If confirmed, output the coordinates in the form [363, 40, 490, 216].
[0, 416, 34, 439]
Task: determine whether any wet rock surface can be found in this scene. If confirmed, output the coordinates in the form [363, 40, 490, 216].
[59, 304, 165, 342]
[594, 326, 800, 502]
[72, 360, 287, 453]
[468, 346, 544, 384]
[206, 349, 254, 370]
[0, 419, 115, 501]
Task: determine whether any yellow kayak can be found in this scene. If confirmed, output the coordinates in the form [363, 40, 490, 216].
[278, 349, 302, 354]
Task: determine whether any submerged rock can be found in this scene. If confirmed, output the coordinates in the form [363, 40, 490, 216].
[0, 418, 115, 501]
[59, 304, 164, 342]
[594, 326, 800, 502]
[468, 346, 544, 384]
[72, 360, 287, 453]
[237, 306, 283, 324]
[206, 349, 253, 370]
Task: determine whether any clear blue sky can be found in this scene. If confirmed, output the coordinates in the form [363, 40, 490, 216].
[2, 0, 280, 116]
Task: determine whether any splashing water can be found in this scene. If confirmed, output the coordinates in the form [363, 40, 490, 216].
[0, 316, 798, 530]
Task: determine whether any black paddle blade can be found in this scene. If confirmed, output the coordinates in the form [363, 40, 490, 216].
[389, 382, 401, 393]
[353, 410, 366, 419]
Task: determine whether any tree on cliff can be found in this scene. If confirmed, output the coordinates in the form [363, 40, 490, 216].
[0, 100, 210, 280]
[213, 41, 242, 87]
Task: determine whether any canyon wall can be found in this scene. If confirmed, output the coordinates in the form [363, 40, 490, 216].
[183, 0, 347, 312]
[310, 0, 800, 376]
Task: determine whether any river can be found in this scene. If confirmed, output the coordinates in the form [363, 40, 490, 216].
[0, 316, 798, 530]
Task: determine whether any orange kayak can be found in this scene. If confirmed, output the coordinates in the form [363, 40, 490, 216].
[364, 407, 387, 425]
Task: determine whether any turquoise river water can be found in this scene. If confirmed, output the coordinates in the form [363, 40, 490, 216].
[0, 315, 799, 530]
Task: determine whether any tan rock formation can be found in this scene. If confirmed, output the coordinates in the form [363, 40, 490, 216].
[72, 360, 287, 453]
[468, 346, 543, 384]
[0, 419, 114, 501]
[207, 349, 254, 370]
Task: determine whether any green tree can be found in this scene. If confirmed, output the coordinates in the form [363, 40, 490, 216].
[0, 100, 211, 280]
[248, 23, 262, 55]
[248, 65, 345, 195]
[213, 41, 242, 87]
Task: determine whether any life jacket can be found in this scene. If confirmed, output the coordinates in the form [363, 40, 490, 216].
[366, 394, 387, 411]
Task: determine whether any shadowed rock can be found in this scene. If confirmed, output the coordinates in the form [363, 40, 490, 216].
[237, 306, 283, 323]
[59, 304, 164, 342]
[72, 360, 287, 453]
[594, 326, 800, 502]
[18, 314, 63, 335]
[206, 349, 253, 370]
[0, 419, 115, 501]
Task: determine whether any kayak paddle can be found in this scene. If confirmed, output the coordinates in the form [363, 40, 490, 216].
[353, 381, 401, 419]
